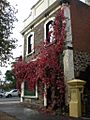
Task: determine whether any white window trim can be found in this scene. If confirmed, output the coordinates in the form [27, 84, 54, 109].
[44, 17, 55, 43]
[26, 32, 34, 55]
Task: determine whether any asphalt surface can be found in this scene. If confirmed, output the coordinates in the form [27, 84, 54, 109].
[0, 97, 20, 104]
[0, 102, 89, 120]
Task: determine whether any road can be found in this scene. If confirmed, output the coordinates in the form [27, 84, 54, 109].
[0, 103, 70, 120]
[0, 98, 84, 120]
[0, 97, 20, 104]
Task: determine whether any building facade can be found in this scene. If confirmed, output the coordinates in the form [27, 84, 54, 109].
[85, 0, 90, 5]
[21, 0, 90, 116]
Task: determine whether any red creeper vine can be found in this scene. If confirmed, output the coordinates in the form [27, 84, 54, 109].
[13, 7, 66, 109]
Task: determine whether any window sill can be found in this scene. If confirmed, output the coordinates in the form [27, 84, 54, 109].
[26, 50, 35, 57]
[44, 40, 56, 47]
[23, 95, 38, 99]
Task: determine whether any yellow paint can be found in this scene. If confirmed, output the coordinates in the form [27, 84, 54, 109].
[67, 79, 86, 117]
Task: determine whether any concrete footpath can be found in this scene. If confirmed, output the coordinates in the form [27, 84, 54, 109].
[0, 103, 88, 120]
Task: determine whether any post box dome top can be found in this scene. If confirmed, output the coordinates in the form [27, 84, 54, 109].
[67, 79, 86, 86]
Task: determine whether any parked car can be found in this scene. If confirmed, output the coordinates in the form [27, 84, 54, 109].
[5, 89, 20, 98]
[0, 91, 5, 98]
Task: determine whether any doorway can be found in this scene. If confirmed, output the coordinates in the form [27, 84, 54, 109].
[78, 65, 90, 117]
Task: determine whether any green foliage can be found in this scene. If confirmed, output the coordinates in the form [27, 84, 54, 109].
[0, 0, 18, 63]
[5, 70, 16, 89]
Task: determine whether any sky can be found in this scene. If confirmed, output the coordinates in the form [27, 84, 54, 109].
[0, 0, 38, 80]
[8, 0, 38, 58]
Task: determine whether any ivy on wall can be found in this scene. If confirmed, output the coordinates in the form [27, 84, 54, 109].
[13, 7, 66, 110]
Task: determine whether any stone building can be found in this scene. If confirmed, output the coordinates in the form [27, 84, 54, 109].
[21, 0, 90, 117]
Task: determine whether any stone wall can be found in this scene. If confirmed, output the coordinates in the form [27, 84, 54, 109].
[74, 51, 90, 77]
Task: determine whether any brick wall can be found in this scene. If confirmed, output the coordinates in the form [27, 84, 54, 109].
[70, 0, 90, 53]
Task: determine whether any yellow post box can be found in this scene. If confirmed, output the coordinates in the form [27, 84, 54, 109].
[67, 79, 86, 118]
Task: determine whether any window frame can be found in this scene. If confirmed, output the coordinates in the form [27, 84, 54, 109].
[24, 81, 38, 99]
[26, 32, 34, 55]
[44, 17, 55, 44]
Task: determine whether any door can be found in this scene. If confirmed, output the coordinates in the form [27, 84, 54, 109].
[79, 65, 90, 117]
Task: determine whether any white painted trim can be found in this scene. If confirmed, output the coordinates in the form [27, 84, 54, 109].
[23, 82, 38, 99]
[21, 6, 61, 35]
[44, 83, 47, 106]
[26, 32, 34, 56]
[35, 83, 38, 98]
[21, 82, 24, 102]
[34, 0, 44, 18]
[24, 96, 38, 99]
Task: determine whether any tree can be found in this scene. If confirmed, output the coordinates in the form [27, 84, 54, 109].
[5, 70, 16, 89]
[0, 0, 17, 63]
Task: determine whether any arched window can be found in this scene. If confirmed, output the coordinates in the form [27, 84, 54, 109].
[44, 17, 55, 43]
[26, 32, 34, 55]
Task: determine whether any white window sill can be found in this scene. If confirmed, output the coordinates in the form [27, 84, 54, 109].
[26, 50, 35, 57]
[23, 96, 38, 99]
